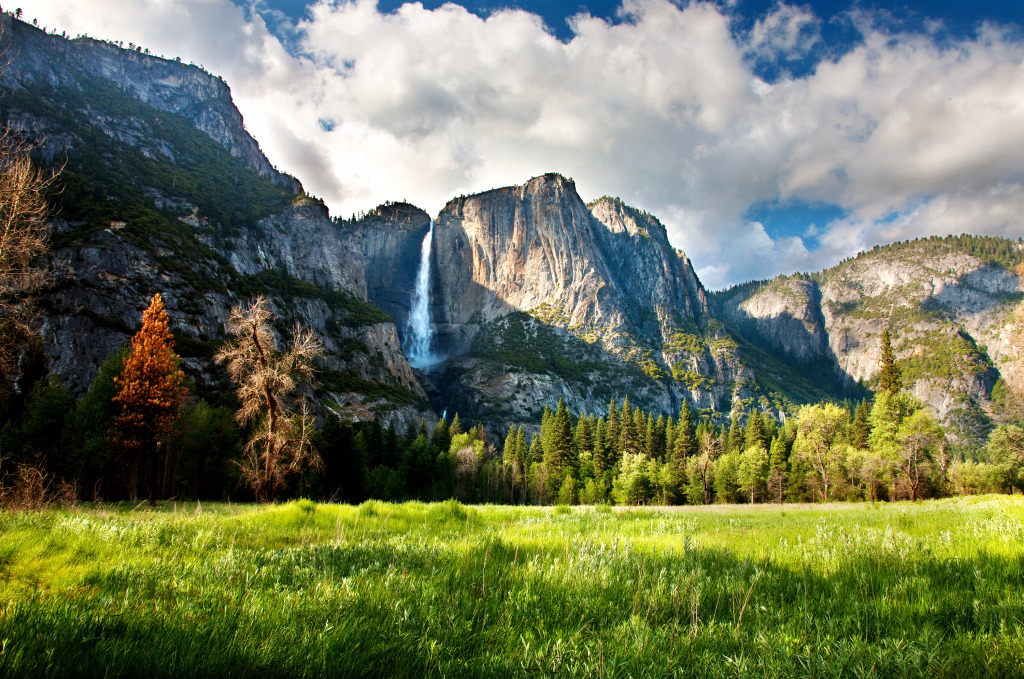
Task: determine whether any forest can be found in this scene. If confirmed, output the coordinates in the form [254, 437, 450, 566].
[2, 292, 1022, 509]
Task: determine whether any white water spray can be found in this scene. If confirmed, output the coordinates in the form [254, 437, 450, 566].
[405, 220, 439, 368]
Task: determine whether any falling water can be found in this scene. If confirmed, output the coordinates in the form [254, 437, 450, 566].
[405, 220, 439, 368]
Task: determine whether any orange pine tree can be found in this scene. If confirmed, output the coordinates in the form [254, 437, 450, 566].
[110, 293, 186, 501]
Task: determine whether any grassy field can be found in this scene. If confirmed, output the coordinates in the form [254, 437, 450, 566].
[1, 497, 1023, 677]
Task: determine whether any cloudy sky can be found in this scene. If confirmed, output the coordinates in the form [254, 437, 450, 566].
[25, 0, 1024, 289]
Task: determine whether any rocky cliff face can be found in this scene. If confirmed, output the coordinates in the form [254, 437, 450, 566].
[0, 15, 298, 192]
[1, 16, 431, 428]
[9, 16, 1024, 443]
[717, 238, 1021, 440]
[426, 174, 747, 430]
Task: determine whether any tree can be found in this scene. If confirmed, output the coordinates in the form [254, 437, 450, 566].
[110, 293, 187, 501]
[877, 328, 902, 395]
[987, 424, 1024, 494]
[543, 399, 574, 499]
[686, 421, 719, 505]
[738, 444, 769, 504]
[0, 129, 58, 407]
[767, 435, 788, 504]
[850, 399, 872, 449]
[895, 409, 944, 501]
[792, 403, 847, 501]
[216, 296, 322, 502]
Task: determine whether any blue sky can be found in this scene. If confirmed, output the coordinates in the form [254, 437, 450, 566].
[27, 0, 1024, 288]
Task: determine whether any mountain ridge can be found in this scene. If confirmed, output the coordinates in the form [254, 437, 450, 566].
[2, 14, 1022, 445]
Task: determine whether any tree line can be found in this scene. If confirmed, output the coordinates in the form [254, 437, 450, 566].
[3, 310, 1024, 506]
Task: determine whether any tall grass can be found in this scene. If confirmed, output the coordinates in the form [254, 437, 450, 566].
[1, 497, 1022, 677]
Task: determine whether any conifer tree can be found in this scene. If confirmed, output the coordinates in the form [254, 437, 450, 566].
[593, 417, 609, 474]
[651, 414, 666, 460]
[544, 399, 575, 498]
[619, 397, 636, 457]
[606, 399, 621, 466]
[851, 399, 872, 449]
[727, 412, 744, 453]
[111, 293, 187, 501]
[432, 416, 451, 454]
[574, 416, 593, 461]
[877, 328, 903, 395]
[670, 404, 696, 499]
[745, 411, 766, 452]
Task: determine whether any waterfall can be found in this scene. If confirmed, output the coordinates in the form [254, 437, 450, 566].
[405, 220, 439, 368]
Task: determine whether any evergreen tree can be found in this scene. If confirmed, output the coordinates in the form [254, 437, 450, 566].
[449, 413, 462, 438]
[432, 416, 451, 455]
[593, 417, 609, 475]
[670, 404, 696, 500]
[745, 411, 766, 452]
[574, 416, 593, 462]
[877, 328, 903, 395]
[544, 399, 575, 498]
[606, 399, 621, 467]
[651, 414, 667, 460]
[111, 293, 187, 501]
[619, 397, 636, 457]
[850, 399, 872, 449]
[727, 412, 744, 454]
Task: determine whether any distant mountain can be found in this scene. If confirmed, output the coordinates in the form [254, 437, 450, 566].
[715, 235, 1023, 442]
[4, 15, 1022, 444]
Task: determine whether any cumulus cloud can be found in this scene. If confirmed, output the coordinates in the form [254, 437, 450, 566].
[24, 0, 1024, 289]
[749, 2, 821, 60]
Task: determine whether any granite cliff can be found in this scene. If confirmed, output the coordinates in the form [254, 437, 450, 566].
[0, 16, 431, 428]
[4, 15, 1023, 444]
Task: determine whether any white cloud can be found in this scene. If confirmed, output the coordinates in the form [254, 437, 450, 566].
[749, 2, 821, 60]
[23, 0, 1024, 289]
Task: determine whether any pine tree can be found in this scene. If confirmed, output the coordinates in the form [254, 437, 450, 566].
[745, 411, 766, 452]
[606, 399, 621, 467]
[111, 293, 187, 501]
[877, 328, 903, 395]
[727, 412, 744, 453]
[432, 416, 451, 453]
[544, 399, 575, 499]
[851, 399, 871, 449]
[574, 416, 593, 462]
[593, 417, 609, 474]
[651, 414, 666, 460]
[619, 397, 635, 457]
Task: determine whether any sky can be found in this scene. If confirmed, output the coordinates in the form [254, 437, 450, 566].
[24, 0, 1024, 289]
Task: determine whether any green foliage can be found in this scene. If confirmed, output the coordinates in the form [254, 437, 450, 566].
[10, 77, 294, 236]
[236, 269, 392, 328]
[316, 369, 427, 410]
[470, 312, 603, 384]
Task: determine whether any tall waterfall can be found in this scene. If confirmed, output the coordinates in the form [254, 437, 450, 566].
[405, 220, 439, 368]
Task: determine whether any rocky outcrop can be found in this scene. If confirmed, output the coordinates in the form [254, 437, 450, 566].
[717, 240, 1022, 437]
[1, 16, 432, 429]
[0, 15, 299, 192]
[427, 174, 746, 428]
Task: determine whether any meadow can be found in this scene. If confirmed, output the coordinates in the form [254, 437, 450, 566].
[1, 496, 1023, 678]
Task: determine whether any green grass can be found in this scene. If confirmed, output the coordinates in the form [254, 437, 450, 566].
[2, 496, 1024, 677]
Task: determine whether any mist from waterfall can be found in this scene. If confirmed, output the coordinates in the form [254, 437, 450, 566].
[405, 220, 440, 368]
